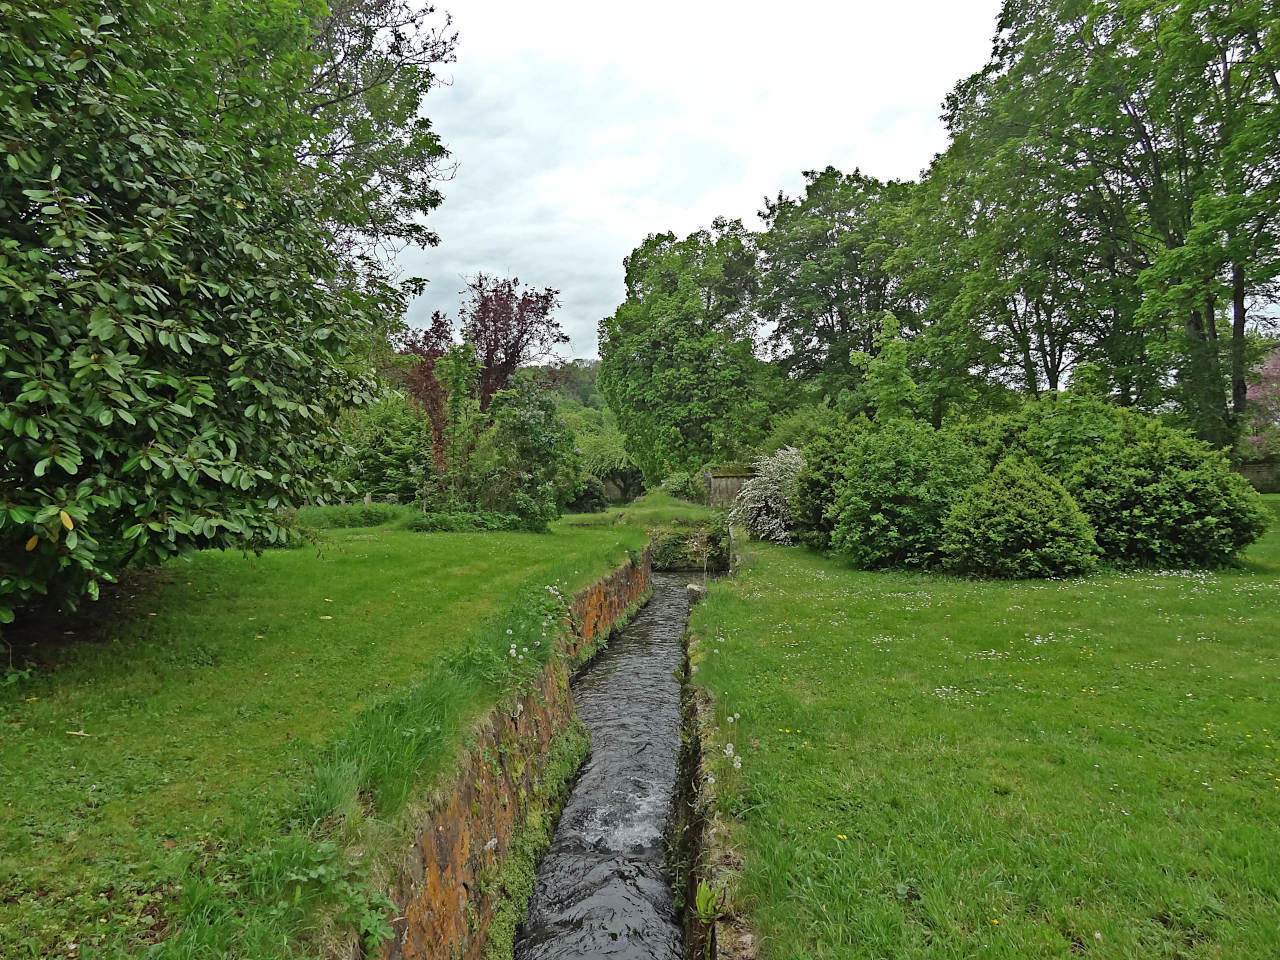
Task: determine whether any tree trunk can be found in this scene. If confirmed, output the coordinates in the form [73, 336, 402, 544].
[1231, 261, 1248, 420]
[1184, 307, 1229, 447]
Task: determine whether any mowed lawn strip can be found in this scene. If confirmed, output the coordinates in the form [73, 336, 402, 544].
[0, 521, 646, 953]
[689, 496, 1280, 959]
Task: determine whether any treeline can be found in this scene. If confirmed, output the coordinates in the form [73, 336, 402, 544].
[601, 0, 1280, 479]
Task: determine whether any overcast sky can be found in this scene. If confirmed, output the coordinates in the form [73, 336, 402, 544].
[398, 0, 1005, 358]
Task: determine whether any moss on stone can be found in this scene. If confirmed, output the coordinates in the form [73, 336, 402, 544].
[482, 719, 590, 960]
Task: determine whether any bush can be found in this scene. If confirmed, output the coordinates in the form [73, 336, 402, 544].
[336, 401, 433, 504]
[405, 512, 529, 533]
[959, 396, 1125, 475]
[761, 402, 843, 455]
[661, 470, 705, 504]
[1066, 418, 1269, 567]
[730, 447, 804, 544]
[791, 419, 868, 550]
[942, 458, 1099, 578]
[964, 398, 1270, 567]
[422, 369, 582, 531]
[650, 517, 731, 571]
[295, 504, 416, 530]
[827, 420, 981, 569]
[567, 477, 609, 514]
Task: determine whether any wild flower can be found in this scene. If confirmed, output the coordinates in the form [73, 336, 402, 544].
[724, 743, 734, 757]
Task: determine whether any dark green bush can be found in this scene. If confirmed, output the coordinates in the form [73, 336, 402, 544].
[959, 395, 1124, 475]
[827, 420, 981, 569]
[405, 512, 529, 533]
[567, 477, 609, 513]
[1066, 419, 1269, 567]
[942, 458, 1099, 578]
[964, 398, 1269, 567]
[790, 419, 867, 550]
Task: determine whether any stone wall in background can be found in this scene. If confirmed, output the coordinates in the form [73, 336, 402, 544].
[1236, 460, 1280, 494]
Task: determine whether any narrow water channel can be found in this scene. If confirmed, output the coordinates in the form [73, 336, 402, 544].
[513, 572, 690, 960]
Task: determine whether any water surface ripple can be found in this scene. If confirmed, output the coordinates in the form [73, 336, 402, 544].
[513, 572, 689, 960]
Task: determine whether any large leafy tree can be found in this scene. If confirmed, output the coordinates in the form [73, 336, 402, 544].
[460, 273, 565, 410]
[0, 0, 453, 622]
[599, 218, 776, 480]
[756, 167, 917, 395]
[932, 0, 1280, 445]
[395, 274, 567, 465]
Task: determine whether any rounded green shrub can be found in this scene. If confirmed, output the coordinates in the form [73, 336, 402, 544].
[827, 420, 981, 569]
[942, 458, 1099, 578]
[1066, 419, 1269, 567]
[964, 398, 1270, 568]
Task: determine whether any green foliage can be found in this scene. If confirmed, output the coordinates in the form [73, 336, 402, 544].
[756, 167, 916, 396]
[760, 400, 844, 456]
[942, 458, 1099, 579]
[600, 219, 777, 481]
[420, 349, 582, 530]
[846, 314, 920, 420]
[469, 383, 582, 529]
[559, 402, 643, 502]
[694, 878, 723, 923]
[827, 420, 981, 569]
[566, 477, 609, 514]
[1067, 420, 1270, 568]
[964, 398, 1269, 567]
[295, 502, 418, 530]
[958, 396, 1128, 477]
[335, 401, 434, 504]
[650, 517, 731, 572]
[406, 511, 528, 533]
[0, 0, 453, 623]
[790, 419, 868, 551]
[661, 470, 706, 505]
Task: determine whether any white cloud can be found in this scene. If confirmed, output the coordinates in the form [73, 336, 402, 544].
[398, 0, 1004, 356]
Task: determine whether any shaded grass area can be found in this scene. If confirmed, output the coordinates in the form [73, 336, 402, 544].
[688, 496, 1280, 959]
[1, 520, 647, 957]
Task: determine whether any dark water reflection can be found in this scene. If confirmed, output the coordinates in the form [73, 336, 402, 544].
[513, 573, 690, 960]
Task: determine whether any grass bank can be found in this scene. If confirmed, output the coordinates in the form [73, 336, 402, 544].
[687, 496, 1280, 959]
[1, 517, 649, 957]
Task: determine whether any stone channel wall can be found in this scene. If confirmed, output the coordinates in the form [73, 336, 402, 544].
[381, 550, 652, 960]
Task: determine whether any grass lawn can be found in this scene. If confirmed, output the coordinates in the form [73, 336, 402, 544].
[689, 495, 1280, 959]
[1, 517, 648, 957]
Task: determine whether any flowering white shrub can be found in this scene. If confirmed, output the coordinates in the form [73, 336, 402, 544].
[729, 446, 805, 544]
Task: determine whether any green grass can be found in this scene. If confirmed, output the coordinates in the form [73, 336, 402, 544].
[0, 520, 648, 957]
[689, 495, 1280, 959]
[563, 490, 721, 528]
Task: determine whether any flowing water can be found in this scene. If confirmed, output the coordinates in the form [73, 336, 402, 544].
[513, 573, 691, 960]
